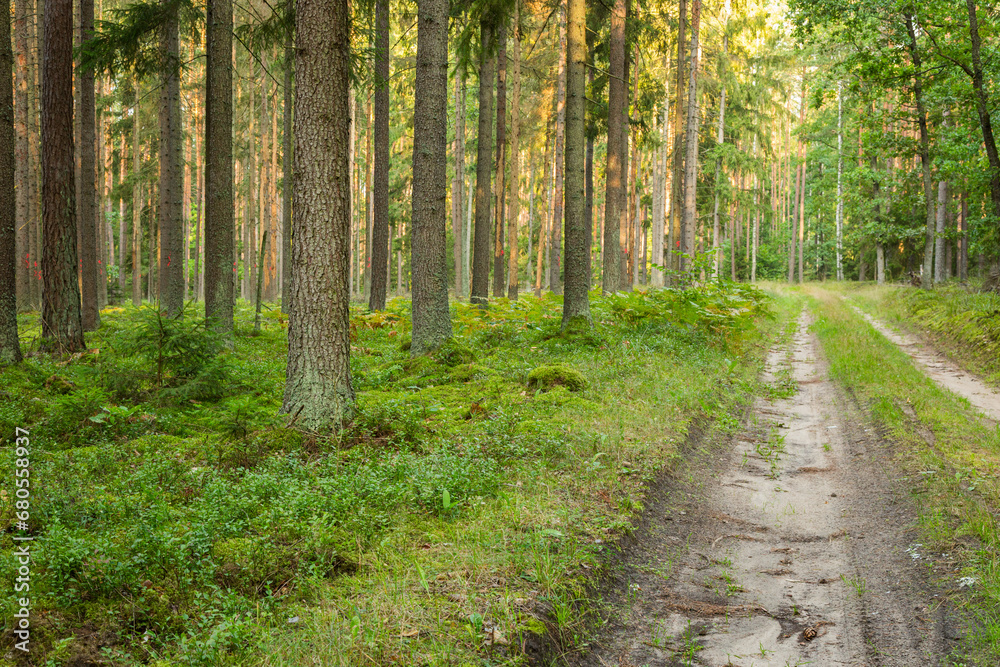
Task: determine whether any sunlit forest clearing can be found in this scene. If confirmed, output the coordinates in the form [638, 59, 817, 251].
[3, 0, 1000, 664]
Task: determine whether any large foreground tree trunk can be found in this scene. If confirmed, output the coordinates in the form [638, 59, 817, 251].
[13, 0, 30, 311]
[562, 0, 590, 327]
[204, 0, 234, 334]
[409, 0, 453, 354]
[369, 0, 390, 311]
[158, 3, 183, 315]
[966, 0, 1000, 224]
[471, 20, 494, 307]
[282, 0, 355, 429]
[41, 0, 85, 352]
[601, 0, 626, 294]
[0, 0, 20, 364]
[549, 4, 567, 294]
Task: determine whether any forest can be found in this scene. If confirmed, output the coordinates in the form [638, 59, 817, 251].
[3, 0, 1000, 664]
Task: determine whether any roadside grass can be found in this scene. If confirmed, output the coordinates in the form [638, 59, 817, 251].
[843, 282, 1000, 387]
[807, 287, 1000, 664]
[0, 283, 787, 666]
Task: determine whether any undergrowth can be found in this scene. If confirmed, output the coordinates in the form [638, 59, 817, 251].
[0, 283, 778, 666]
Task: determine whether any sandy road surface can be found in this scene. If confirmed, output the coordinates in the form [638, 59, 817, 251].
[575, 311, 954, 667]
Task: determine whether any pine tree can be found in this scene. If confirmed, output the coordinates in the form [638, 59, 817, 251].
[281, 0, 355, 429]
[369, 0, 390, 312]
[0, 0, 21, 365]
[409, 0, 452, 354]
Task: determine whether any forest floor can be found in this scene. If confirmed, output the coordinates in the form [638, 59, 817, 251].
[2, 283, 999, 666]
[571, 285, 999, 667]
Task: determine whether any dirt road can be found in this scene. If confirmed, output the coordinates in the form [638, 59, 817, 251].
[575, 310, 957, 666]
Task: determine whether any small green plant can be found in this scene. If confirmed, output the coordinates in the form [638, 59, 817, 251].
[842, 573, 867, 597]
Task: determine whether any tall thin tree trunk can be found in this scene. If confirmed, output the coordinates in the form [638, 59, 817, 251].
[652, 102, 667, 286]
[77, 0, 99, 329]
[507, 8, 521, 300]
[41, 0, 85, 351]
[282, 0, 355, 428]
[14, 0, 30, 311]
[451, 53, 465, 297]
[711, 25, 726, 279]
[562, 0, 590, 326]
[471, 20, 494, 307]
[904, 14, 935, 288]
[835, 81, 844, 280]
[0, 0, 21, 364]
[493, 24, 507, 298]
[204, 0, 234, 334]
[549, 4, 567, 294]
[798, 153, 806, 283]
[282, 33, 293, 307]
[669, 0, 687, 276]
[935, 179, 949, 283]
[601, 0, 627, 294]
[370, 0, 389, 311]
[681, 0, 701, 274]
[158, 1, 183, 315]
[409, 0, 452, 353]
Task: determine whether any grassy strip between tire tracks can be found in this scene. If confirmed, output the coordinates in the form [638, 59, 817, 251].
[808, 286, 1000, 665]
[1, 285, 795, 666]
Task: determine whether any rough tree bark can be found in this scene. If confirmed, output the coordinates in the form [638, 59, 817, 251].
[669, 0, 687, 276]
[77, 0, 99, 330]
[451, 55, 465, 297]
[204, 0, 234, 334]
[549, 4, 566, 294]
[41, 0, 85, 352]
[966, 0, 1000, 223]
[13, 0, 30, 310]
[562, 0, 590, 327]
[281, 0, 355, 428]
[409, 0, 453, 353]
[681, 0, 701, 274]
[601, 0, 626, 294]
[282, 31, 293, 308]
[0, 0, 21, 364]
[471, 20, 495, 307]
[370, 0, 390, 311]
[158, 1, 183, 315]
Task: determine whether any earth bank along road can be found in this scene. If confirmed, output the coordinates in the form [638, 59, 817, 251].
[575, 309, 961, 667]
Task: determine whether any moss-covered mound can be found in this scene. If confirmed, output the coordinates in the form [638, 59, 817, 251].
[526, 364, 588, 392]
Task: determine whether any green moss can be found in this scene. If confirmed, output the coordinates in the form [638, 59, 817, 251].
[527, 364, 588, 392]
[432, 338, 476, 367]
[449, 363, 496, 382]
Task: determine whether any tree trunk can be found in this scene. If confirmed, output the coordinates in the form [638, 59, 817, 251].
[562, 0, 590, 327]
[451, 51, 465, 297]
[549, 4, 567, 295]
[0, 0, 20, 364]
[493, 24, 507, 298]
[507, 8, 521, 300]
[711, 29, 726, 279]
[409, 0, 453, 354]
[13, 0, 30, 311]
[471, 20, 494, 307]
[370, 0, 390, 311]
[904, 14, 935, 289]
[601, 0, 627, 294]
[681, 0, 701, 274]
[41, 0, 85, 351]
[960, 194, 969, 281]
[798, 154, 806, 283]
[652, 102, 667, 286]
[669, 0, 687, 277]
[158, 1, 183, 316]
[204, 0, 234, 334]
[935, 178, 948, 283]
[76, 0, 99, 329]
[836, 81, 844, 281]
[282, 33, 293, 307]
[282, 0, 355, 429]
